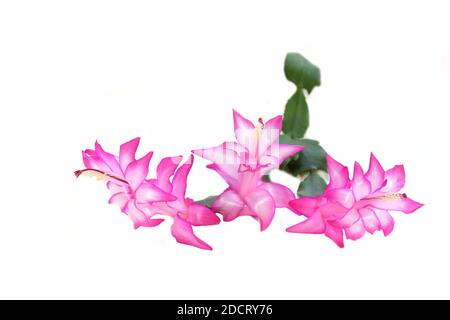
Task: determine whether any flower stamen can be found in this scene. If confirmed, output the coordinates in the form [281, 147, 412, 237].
[74, 168, 129, 185]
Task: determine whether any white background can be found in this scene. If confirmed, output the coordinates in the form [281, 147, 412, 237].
[0, 0, 449, 299]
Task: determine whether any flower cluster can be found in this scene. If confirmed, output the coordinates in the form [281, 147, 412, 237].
[75, 110, 422, 250]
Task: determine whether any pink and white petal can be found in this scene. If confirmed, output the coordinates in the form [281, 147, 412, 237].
[319, 201, 350, 220]
[155, 156, 183, 193]
[352, 162, 372, 201]
[135, 182, 177, 203]
[171, 215, 213, 250]
[94, 141, 123, 176]
[325, 189, 355, 208]
[212, 189, 245, 222]
[372, 208, 395, 236]
[126, 199, 163, 229]
[245, 189, 276, 231]
[108, 192, 130, 212]
[325, 154, 350, 190]
[124, 151, 153, 190]
[259, 182, 295, 208]
[344, 218, 366, 240]
[82, 150, 110, 173]
[258, 115, 282, 156]
[381, 165, 405, 193]
[187, 203, 221, 226]
[206, 163, 239, 190]
[171, 154, 194, 203]
[192, 143, 241, 167]
[107, 181, 128, 194]
[365, 153, 385, 192]
[358, 207, 381, 234]
[289, 196, 323, 217]
[325, 224, 345, 248]
[286, 213, 326, 234]
[334, 208, 360, 228]
[233, 109, 256, 148]
[119, 137, 140, 172]
[368, 195, 423, 214]
[278, 144, 304, 163]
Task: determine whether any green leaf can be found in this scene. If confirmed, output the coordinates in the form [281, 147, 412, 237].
[195, 196, 217, 208]
[284, 52, 321, 94]
[279, 136, 327, 175]
[297, 171, 327, 197]
[282, 89, 309, 138]
[262, 174, 271, 182]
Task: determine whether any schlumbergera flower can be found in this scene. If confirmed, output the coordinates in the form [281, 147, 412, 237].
[75, 138, 220, 250]
[192, 110, 304, 230]
[286, 153, 423, 247]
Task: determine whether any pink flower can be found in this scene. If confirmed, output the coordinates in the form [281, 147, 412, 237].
[75, 138, 220, 250]
[287, 153, 423, 247]
[192, 110, 303, 230]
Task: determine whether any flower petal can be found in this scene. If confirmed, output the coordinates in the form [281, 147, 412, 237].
[206, 163, 239, 190]
[325, 225, 345, 248]
[212, 189, 245, 222]
[82, 150, 110, 173]
[233, 109, 256, 149]
[135, 182, 177, 203]
[278, 144, 304, 163]
[108, 192, 129, 212]
[325, 154, 350, 190]
[352, 161, 371, 201]
[245, 189, 276, 231]
[259, 182, 295, 208]
[258, 115, 282, 156]
[95, 141, 123, 176]
[289, 196, 323, 217]
[368, 195, 423, 214]
[119, 137, 140, 172]
[365, 153, 385, 192]
[171, 155, 194, 203]
[358, 207, 381, 234]
[171, 215, 212, 250]
[325, 189, 355, 208]
[124, 152, 153, 190]
[187, 203, 221, 226]
[372, 208, 394, 236]
[333, 207, 360, 228]
[381, 165, 405, 193]
[126, 199, 164, 229]
[286, 213, 326, 234]
[155, 156, 183, 193]
[344, 218, 365, 240]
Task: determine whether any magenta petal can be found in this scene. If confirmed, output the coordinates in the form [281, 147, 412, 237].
[286, 213, 326, 234]
[334, 208, 360, 228]
[108, 192, 129, 212]
[82, 150, 110, 173]
[326, 189, 355, 208]
[352, 162, 372, 201]
[119, 137, 140, 172]
[368, 195, 423, 214]
[258, 115, 282, 156]
[95, 142, 123, 176]
[171, 215, 212, 250]
[359, 207, 381, 234]
[365, 153, 385, 192]
[278, 144, 304, 162]
[126, 199, 163, 229]
[135, 182, 177, 203]
[326, 154, 350, 190]
[344, 218, 365, 240]
[381, 165, 405, 193]
[206, 163, 239, 190]
[319, 201, 349, 220]
[289, 197, 323, 217]
[325, 225, 345, 248]
[259, 182, 295, 208]
[372, 208, 394, 236]
[212, 189, 244, 222]
[156, 156, 183, 192]
[171, 155, 193, 202]
[245, 189, 276, 231]
[124, 152, 153, 190]
[187, 203, 221, 226]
